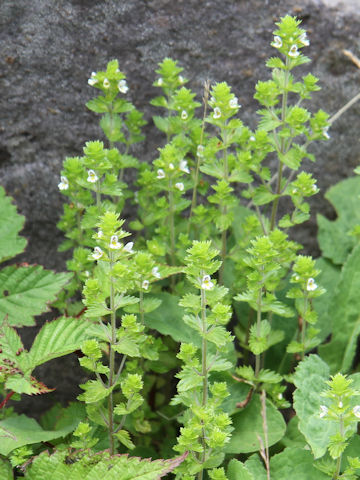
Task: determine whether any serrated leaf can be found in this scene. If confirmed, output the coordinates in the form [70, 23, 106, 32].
[317, 176, 360, 264]
[270, 447, 329, 479]
[113, 337, 140, 357]
[252, 186, 278, 206]
[124, 297, 162, 314]
[318, 243, 360, 373]
[227, 459, 254, 480]
[24, 449, 188, 480]
[244, 455, 267, 480]
[0, 187, 27, 263]
[293, 354, 337, 458]
[86, 97, 109, 113]
[153, 115, 170, 133]
[27, 317, 93, 371]
[225, 394, 286, 453]
[78, 380, 112, 404]
[115, 429, 135, 449]
[0, 266, 71, 327]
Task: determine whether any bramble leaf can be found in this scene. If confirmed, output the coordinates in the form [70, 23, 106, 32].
[0, 266, 71, 327]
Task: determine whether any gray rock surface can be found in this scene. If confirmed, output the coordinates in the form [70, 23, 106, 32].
[0, 0, 359, 415]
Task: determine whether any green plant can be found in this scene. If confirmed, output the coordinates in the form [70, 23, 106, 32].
[3, 13, 360, 480]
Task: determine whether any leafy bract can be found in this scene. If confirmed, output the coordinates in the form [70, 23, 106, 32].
[318, 243, 360, 373]
[293, 354, 336, 458]
[0, 186, 27, 263]
[0, 265, 71, 327]
[225, 393, 286, 454]
[24, 449, 187, 480]
[317, 176, 360, 264]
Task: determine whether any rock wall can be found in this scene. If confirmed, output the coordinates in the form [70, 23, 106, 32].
[0, 0, 359, 414]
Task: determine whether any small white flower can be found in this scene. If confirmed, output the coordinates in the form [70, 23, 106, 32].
[103, 78, 110, 88]
[118, 79, 128, 93]
[210, 96, 216, 104]
[92, 246, 103, 260]
[271, 35, 283, 49]
[292, 188, 298, 194]
[229, 97, 240, 109]
[339, 401, 343, 409]
[213, 107, 221, 119]
[142, 280, 149, 290]
[322, 127, 330, 140]
[179, 159, 190, 174]
[181, 110, 188, 120]
[123, 242, 134, 253]
[299, 32, 310, 46]
[109, 235, 121, 250]
[87, 170, 98, 183]
[115, 68, 120, 74]
[249, 136, 256, 142]
[197, 145, 204, 157]
[152, 266, 161, 279]
[88, 77, 98, 86]
[58, 176, 69, 191]
[169, 163, 175, 170]
[353, 406, 360, 418]
[178, 75, 184, 83]
[289, 45, 299, 58]
[307, 278, 317, 291]
[201, 275, 214, 291]
[312, 184, 318, 192]
[157, 77, 163, 86]
[319, 405, 328, 418]
[97, 229, 103, 239]
[293, 274, 300, 281]
[157, 169, 165, 179]
[175, 182, 184, 191]
[277, 393, 283, 400]
[85, 270, 90, 277]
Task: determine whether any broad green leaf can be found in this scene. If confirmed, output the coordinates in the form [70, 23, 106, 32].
[115, 429, 135, 449]
[270, 447, 329, 479]
[317, 176, 360, 264]
[318, 243, 360, 373]
[293, 354, 337, 458]
[0, 186, 27, 263]
[0, 457, 12, 480]
[244, 454, 267, 480]
[24, 448, 188, 480]
[145, 293, 199, 345]
[27, 317, 93, 371]
[40, 402, 86, 432]
[86, 97, 109, 113]
[313, 257, 341, 343]
[0, 414, 77, 456]
[281, 416, 306, 449]
[225, 393, 286, 453]
[227, 459, 254, 480]
[78, 380, 112, 404]
[0, 266, 71, 327]
[153, 115, 170, 133]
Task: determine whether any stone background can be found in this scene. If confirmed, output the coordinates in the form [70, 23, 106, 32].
[0, 0, 359, 415]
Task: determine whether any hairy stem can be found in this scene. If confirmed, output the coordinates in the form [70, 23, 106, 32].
[255, 287, 263, 377]
[107, 253, 116, 455]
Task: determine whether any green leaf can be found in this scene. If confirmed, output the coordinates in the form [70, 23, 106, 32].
[0, 186, 27, 263]
[24, 449, 188, 480]
[293, 354, 337, 458]
[252, 186, 278, 206]
[0, 457, 13, 480]
[115, 429, 135, 449]
[225, 394, 286, 453]
[113, 337, 140, 357]
[27, 317, 93, 371]
[317, 176, 360, 264]
[78, 380, 112, 404]
[0, 414, 78, 456]
[244, 454, 267, 479]
[318, 243, 360, 373]
[227, 459, 254, 480]
[270, 447, 329, 479]
[0, 266, 71, 327]
[145, 293, 200, 345]
[86, 97, 109, 113]
[153, 115, 170, 133]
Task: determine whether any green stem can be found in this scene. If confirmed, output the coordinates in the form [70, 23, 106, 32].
[168, 179, 176, 290]
[188, 81, 209, 235]
[334, 416, 344, 479]
[197, 283, 208, 480]
[96, 179, 101, 209]
[255, 287, 263, 377]
[219, 128, 229, 285]
[107, 253, 116, 455]
[269, 57, 290, 231]
[139, 289, 145, 324]
[300, 294, 308, 360]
